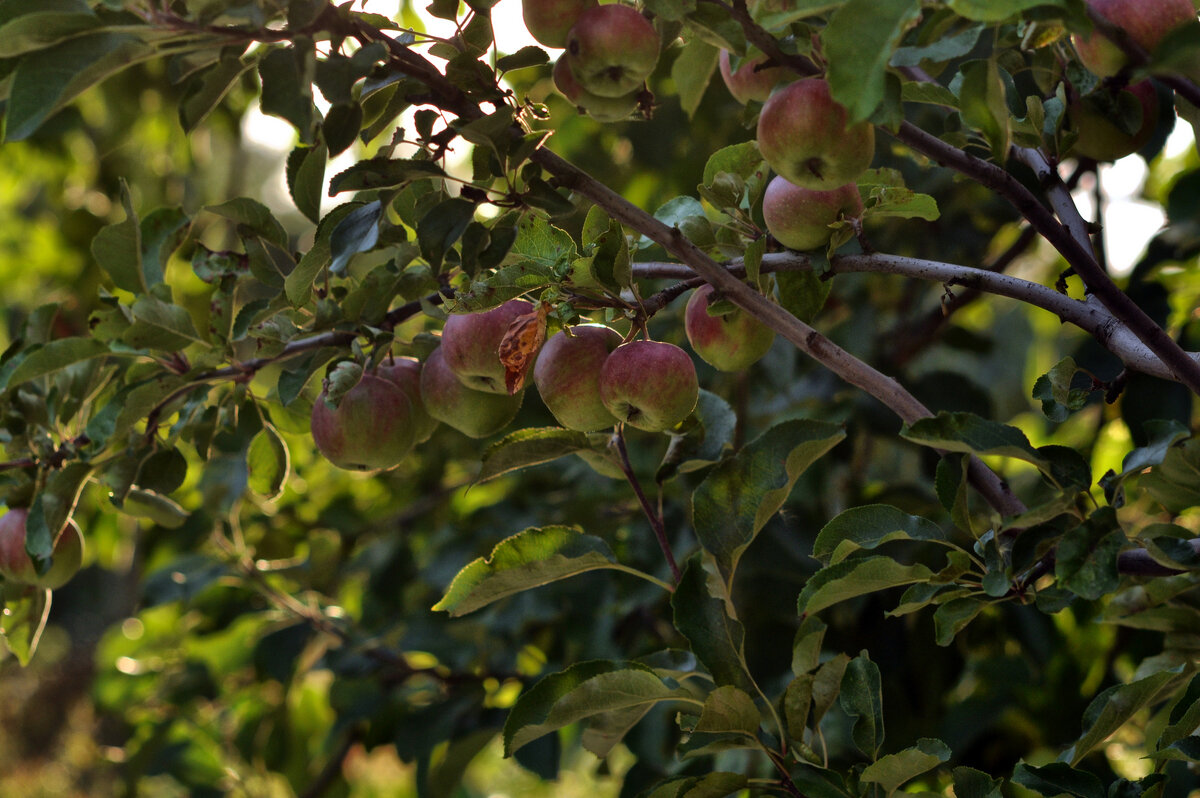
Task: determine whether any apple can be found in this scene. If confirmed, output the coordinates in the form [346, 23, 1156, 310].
[523, 0, 597, 49]
[441, 299, 534, 394]
[533, 325, 622, 431]
[756, 78, 875, 191]
[599, 340, 699, 432]
[762, 176, 863, 251]
[684, 284, 777, 372]
[553, 57, 641, 122]
[376, 357, 439, 444]
[1067, 80, 1159, 161]
[719, 50, 788, 104]
[1072, 0, 1195, 78]
[420, 346, 524, 438]
[311, 373, 415, 471]
[565, 5, 659, 98]
[0, 508, 84, 590]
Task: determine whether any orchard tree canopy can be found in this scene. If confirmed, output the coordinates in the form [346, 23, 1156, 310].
[6, 0, 1200, 795]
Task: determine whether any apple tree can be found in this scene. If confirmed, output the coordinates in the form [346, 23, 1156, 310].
[4, 0, 1200, 795]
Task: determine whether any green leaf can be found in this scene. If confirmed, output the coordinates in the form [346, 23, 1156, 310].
[4, 337, 109, 390]
[259, 43, 316, 139]
[953, 767, 1005, 798]
[839, 653, 884, 760]
[502, 660, 692, 755]
[949, 0, 1065, 21]
[672, 37, 719, 119]
[671, 556, 756, 692]
[496, 45, 549, 72]
[139, 207, 190, 290]
[813, 504, 945, 565]
[777, 270, 832, 324]
[812, 653, 851, 727]
[328, 157, 448, 194]
[90, 183, 144, 294]
[823, 0, 922, 123]
[285, 203, 358, 306]
[644, 773, 749, 798]
[6, 32, 153, 141]
[247, 425, 289, 499]
[860, 738, 951, 792]
[329, 200, 381, 275]
[1065, 667, 1185, 765]
[433, 526, 622, 616]
[955, 59, 1011, 163]
[933, 597, 988, 645]
[418, 197, 476, 272]
[693, 419, 845, 580]
[785, 673, 814, 741]
[1013, 762, 1105, 798]
[181, 55, 257, 132]
[477, 427, 593, 483]
[123, 296, 206, 351]
[694, 685, 760, 736]
[1055, 507, 1126, 600]
[512, 214, 577, 270]
[891, 24, 985, 67]
[120, 488, 189, 529]
[0, 0, 97, 58]
[0, 587, 51, 666]
[205, 197, 289, 249]
[901, 411, 1044, 465]
[286, 143, 327, 224]
[798, 556, 934, 616]
[792, 616, 826, 676]
[701, 140, 764, 186]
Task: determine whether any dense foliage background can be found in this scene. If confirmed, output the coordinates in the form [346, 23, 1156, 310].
[4, 0, 1200, 796]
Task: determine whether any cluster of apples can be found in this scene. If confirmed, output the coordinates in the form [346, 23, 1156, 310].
[524, 0, 660, 122]
[0, 508, 84, 591]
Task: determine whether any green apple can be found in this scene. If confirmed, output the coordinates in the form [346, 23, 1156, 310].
[762, 176, 863, 251]
[1067, 80, 1159, 161]
[442, 299, 534, 394]
[0, 508, 84, 590]
[684, 284, 776, 372]
[533, 325, 622, 431]
[719, 50, 788, 104]
[565, 4, 659, 98]
[1072, 0, 1195, 78]
[420, 347, 524, 439]
[523, 0, 597, 49]
[311, 373, 416, 471]
[757, 78, 875, 190]
[553, 57, 641, 122]
[376, 357, 439, 444]
[599, 340, 698, 432]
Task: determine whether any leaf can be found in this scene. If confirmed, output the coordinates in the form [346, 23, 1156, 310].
[823, 0, 922, 123]
[0, 0, 97, 58]
[0, 587, 51, 666]
[671, 556, 756, 692]
[433, 526, 622, 616]
[955, 58, 1011, 163]
[839, 653, 884, 760]
[891, 24, 986, 67]
[205, 197, 289, 248]
[247, 425, 289, 499]
[777, 270, 831, 324]
[953, 767, 1005, 798]
[1013, 762, 1105, 798]
[477, 428, 593, 483]
[496, 46, 549, 72]
[497, 303, 547, 394]
[121, 488, 189, 529]
[812, 504, 945, 565]
[694, 685, 760, 736]
[90, 183, 144, 294]
[812, 653, 851, 727]
[672, 37, 719, 119]
[329, 200, 382, 275]
[860, 738, 951, 792]
[785, 673, 814, 740]
[286, 143, 327, 224]
[418, 197, 476, 272]
[509, 214, 577, 269]
[933, 597, 988, 645]
[692, 419, 845, 581]
[502, 660, 692, 755]
[798, 557, 934, 616]
[949, 0, 1065, 21]
[259, 43, 316, 139]
[901, 411, 1044, 466]
[124, 296, 206, 351]
[285, 202, 358, 306]
[644, 773, 749, 798]
[1055, 507, 1126, 601]
[701, 140, 763, 186]
[181, 55, 257, 132]
[4, 337, 109, 389]
[1065, 668, 1185, 765]
[328, 157, 448, 194]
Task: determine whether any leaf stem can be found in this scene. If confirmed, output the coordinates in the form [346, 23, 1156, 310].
[613, 427, 681, 585]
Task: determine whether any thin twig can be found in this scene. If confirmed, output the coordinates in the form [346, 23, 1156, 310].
[613, 427, 681, 584]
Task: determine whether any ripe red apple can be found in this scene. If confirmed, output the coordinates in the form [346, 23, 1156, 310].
[684, 284, 776, 372]
[719, 50, 788, 104]
[533, 325, 622, 431]
[553, 57, 641, 122]
[1072, 0, 1195, 78]
[420, 346, 524, 439]
[523, 0, 597, 49]
[442, 299, 535, 395]
[0, 508, 84, 590]
[311, 373, 416, 471]
[599, 340, 699, 432]
[376, 357, 439, 444]
[762, 176, 863, 251]
[1067, 80, 1159, 161]
[565, 5, 660, 98]
[756, 78, 875, 191]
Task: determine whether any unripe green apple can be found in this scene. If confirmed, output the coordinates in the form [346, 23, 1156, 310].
[600, 340, 699, 432]
[375, 357, 439, 444]
[523, 0, 597, 48]
[719, 50, 788, 104]
[420, 347, 524, 439]
[311, 374, 416, 471]
[442, 299, 534, 394]
[534, 325, 622, 431]
[553, 57, 641, 122]
[1072, 0, 1195, 78]
[757, 78, 875, 190]
[0, 508, 84, 590]
[762, 176, 863, 251]
[684, 284, 776, 372]
[565, 4, 659, 98]
[1067, 80, 1159, 161]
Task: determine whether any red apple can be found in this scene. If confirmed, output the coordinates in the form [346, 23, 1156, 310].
[719, 50, 788, 104]
[533, 325, 622, 431]
[1067, 80, 1160, 161]
[0, 508, 84, 590]
[442, 299, 535, 395]
[420, 347, 524, 439]
[376, 357, 439, 444]
[1072, 0, 1195, 78]
[553, 57, 641, 122]
[756, 78, 875, 191]
[684, 284, 776, 372]
[523, 0, 597, 49]
[311, 373, 416, 471]
[762, 176, 863, 251]
[599, 340, 699, 432]
[565, 5, 660, 98]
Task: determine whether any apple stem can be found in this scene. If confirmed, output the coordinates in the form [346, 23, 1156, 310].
[613, 427, 681, 585]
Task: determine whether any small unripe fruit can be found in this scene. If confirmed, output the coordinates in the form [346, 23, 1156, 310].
[311, 374, 416, 471]
[757, 78, 874, 191]
[420, 347, 524, 439]
[534, 325, 622, 431]
[0, 508, 84, 590]
[442, 300, 535, 395]
[762, 176, 863, 252]
[1067, 80, 1159, 161]
[522, 0, 598, 49]
[718, 50, 788, 104]
[565, 5, 660, 98]
[600, 341, 699, 432]
[684, 284, 777, 372]
[1072, 0, 1195, 78]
